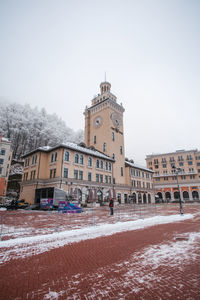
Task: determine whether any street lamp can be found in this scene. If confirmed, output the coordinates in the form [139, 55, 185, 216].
[172, 166, 183, 215]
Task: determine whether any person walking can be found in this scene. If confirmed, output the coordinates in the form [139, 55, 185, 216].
[109, 198, 114, 215]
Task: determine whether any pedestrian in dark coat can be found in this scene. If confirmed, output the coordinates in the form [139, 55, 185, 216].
[109, 198, 114, 215]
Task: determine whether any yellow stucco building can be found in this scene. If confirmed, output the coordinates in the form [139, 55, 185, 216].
[20, 81, 154, 205]
[146, 149, 200, 202]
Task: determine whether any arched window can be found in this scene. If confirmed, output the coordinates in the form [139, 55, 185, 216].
[65, 151, 69, 161]
[80, 154, 84, 165]
[75, 154, 79, 164]
[100, 160, 103, 169]
[96, 159, 99, 168]
[103, 142, 106, 152]
[88, 156, 92, 167]
[109, 162, 111, 171]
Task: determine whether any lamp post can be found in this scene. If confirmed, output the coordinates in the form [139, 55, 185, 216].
[172, 166, 183, 215]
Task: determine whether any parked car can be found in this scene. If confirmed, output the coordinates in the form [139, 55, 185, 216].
[17, 199, 29, 209]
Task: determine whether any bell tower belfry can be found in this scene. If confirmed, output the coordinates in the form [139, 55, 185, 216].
[84, 81, 126, 185]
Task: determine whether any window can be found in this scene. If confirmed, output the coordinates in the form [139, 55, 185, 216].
[100, 175, 103, 183]
[88, 157, 92, 167]
[74, 154, 79, 164]
[64, 168, 68, 178]
[74, 170, 78, 179]
[109, 176, 112, 184]
[80, 154, 84, 165]
[103, 143, 106, 152]
[79, 170, 83, 180]
[179, 162, 183, 166]
[30, 170, 36, 180]
[105, 175, 108, 183]
[148, 161, 152, 166]
[25, 158, 30, 167]
[109, 162, 111, 171]
[88, 172, 92, 181]
[0, 149, 5, 155]
[142, 172, 144, 178]
[112, 132, 115, 141]
[32, 154, 37, 165]
[55, 152, 57, 161]
[188, 161, 193, 165]
[94, 135, 96, 144]
[187, 155, 192, 160]
[120, 146, 123, 155]
[96, 159, 99, 168]
[197, 162, 200, 166]
[162, 164, 167, 168]
[162, 158, 166, 163]
[0, 168, 2, 174]
[164, 177, 168, 181]
[51, 153, 54, 163]
[100, 160, 103, 169]
[105, 161, 108, 170]
[131, 168, 135, 176]
[121, 167, 123, 176]
[190, 175, 195, 179]
[96, 174, 99, 182]
[154, 159, 159, 164]
[0, 158, 4, 164]
[50, 169, 56, 178]
[24, 172, 28, 181]
[65, 151, 69, 161]
[112, 153, 115, 160]
[170, 157, 175, 162]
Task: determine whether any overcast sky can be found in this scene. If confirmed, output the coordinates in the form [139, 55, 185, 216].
[0, 0, 200, 165]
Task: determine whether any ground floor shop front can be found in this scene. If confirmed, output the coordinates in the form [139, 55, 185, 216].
[155, 183, 200, 202]
[20, 177, 154, 206]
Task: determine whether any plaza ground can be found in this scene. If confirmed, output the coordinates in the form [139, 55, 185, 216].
[0, 203, 200, 299]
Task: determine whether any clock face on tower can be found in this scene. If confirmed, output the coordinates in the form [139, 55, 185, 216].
[94, 116, 102, 128]
[110, 112, 121, 128]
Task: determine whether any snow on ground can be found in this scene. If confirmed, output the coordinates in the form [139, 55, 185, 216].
[0, 214, 193, 264]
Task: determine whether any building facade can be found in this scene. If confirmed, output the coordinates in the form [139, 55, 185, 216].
[0, 134, 12, 197]
[146, 149, 200, 202]
[20, 82, 154, 205]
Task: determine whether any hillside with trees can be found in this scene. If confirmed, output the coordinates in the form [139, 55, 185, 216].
[0, 101, 83, 159]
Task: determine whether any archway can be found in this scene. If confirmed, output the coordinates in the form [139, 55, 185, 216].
[183, 191, 189, 200]
[148, 194, 151, 203]
[165, 192, 171, 202]
[143, 193, 147, 204]
[174, 191, 180, 200]
[138, 193, 142, 204]
[157, 192, 163, 201]
[77, 189, 82, 202]
[192, 191, 199, 200]
[132, 193, 136, 204]
[97, 189, 103, 203]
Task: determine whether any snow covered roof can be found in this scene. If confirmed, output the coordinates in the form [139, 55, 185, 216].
[125, 161, 153, 173]
[23, 142, 114, 161]
[9, 164, 23, 176]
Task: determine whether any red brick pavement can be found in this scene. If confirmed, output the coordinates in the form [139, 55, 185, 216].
[0, 204, 200, 300]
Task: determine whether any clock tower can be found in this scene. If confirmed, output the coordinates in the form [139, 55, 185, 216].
[84, 81, 125, 185]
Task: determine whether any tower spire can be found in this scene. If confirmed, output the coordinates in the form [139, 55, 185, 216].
[105, 72, 107, 82]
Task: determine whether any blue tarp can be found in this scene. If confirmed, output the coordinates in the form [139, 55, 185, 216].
[58, 201, 82, 213]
